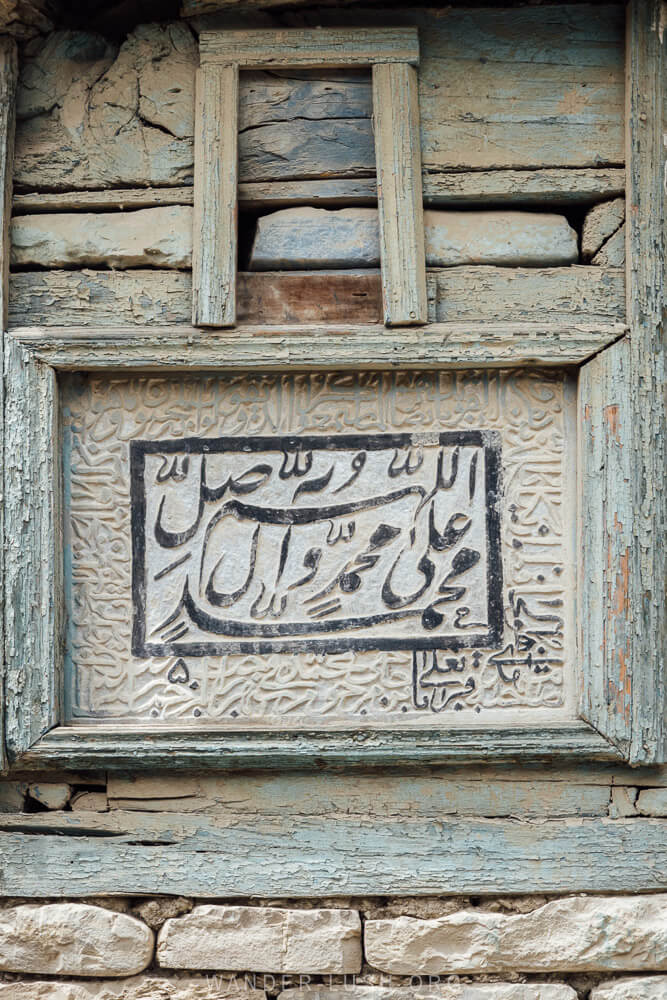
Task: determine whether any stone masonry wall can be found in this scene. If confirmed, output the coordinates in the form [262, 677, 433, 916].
[0, 897, 665, 998]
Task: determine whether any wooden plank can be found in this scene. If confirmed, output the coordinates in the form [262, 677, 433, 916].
[105, 772, 611, 819]
[5, 721, 619, 773]
[0, 811, 664, 895]
[7, 266, 626, 329]
[579, 0, 666, 765]
[10, 322, 625, 374]
[0, 37, 17, 775]
[3, 336, 61, 761]
[199, 28, 419, 69]
[11, 169, 626, 215]
[192, 63, 238, 327]
[373, 63, 427, 326]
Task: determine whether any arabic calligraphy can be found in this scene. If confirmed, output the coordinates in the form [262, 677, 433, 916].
[62, 369, 574, 723]
[131, 432, 503, 656]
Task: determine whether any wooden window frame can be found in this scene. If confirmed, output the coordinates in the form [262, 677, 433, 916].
[1, 1, 664, 774]
[192, 27, 427, 328]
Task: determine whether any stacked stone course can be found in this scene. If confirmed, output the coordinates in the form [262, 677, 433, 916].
[0, 898, 664, 997]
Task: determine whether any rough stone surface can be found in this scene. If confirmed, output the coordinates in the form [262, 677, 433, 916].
[591, 978, 667, 1000]
[0, 903, 154, 976]
[249, 208, 577, 270]
[15, 26, 195, 189]
[0, 977, 258, 998]
[364, 895, 667, 973]
[422, 210, 578, 267]
[158, 905, 362, 973]
[582, 197, 625, 259]
[637, 788, 667, 816]
[11, 207, 192, 269]
[70, 791, 109, 812]
[592, 223, 625, 266]
[609, 787, 638, 818]
[132, 897, 193, 930]
[27, 782, 72, 809]
[280, 987, 577, 1000]
[0, 781, 27, 813]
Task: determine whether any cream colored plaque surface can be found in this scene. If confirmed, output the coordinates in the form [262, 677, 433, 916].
[62, 370, 576, 726]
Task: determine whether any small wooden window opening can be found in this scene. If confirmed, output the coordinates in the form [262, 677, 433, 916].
[192, 28, 427, 329]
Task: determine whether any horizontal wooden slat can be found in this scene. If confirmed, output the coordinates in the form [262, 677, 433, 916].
[199, 28, 419, 68]
[0, 810, 664, 896]
[105, 771, 612, 819]
[11, 169, 626, 215]
[11, 322, 626, 372]
[8, 266, 626, 329]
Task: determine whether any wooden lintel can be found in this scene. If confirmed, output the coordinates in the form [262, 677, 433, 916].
[199, 28, 419, 69]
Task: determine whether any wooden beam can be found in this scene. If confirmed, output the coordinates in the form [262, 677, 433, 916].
[199, 28, 419, 69]
[0, 37, 18, 774]
[579, 0, 666, 764]
[11, 169, 626, 216]
[10, 322, 626, 373]
[8, 267, 626, 330]
[3, 336, 62, 761]
[192, 63, 238, 328]
[0, 810, 664, 896]
[373, 63, 427, 326]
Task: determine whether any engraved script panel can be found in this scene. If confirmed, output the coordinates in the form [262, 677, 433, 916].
[62, 370, 576, 726]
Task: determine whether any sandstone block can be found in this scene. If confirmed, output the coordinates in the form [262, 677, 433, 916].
[423, 210, 578, 267]
[591, 978, 667, 1000]
[592, 224, 625, 266]
[0, 903, 154, 976]
[250, 208, 380, 270]
[637, 788, 667, 816]
[582, 197, 625, 259]
[364, 895, 667, 973]
[158, 905, 362, 973]
[70, 791, 109, 811]
[11, 207, 192, 270]
[608, 787, 638, 818]
[280, 986, 577, 1000]
[249, 208, 577, 270]
[27, 781, 72, 809]
[0, 976, 262, 999]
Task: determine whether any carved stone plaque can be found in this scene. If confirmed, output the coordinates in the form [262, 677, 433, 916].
[62, 370, 576, 725]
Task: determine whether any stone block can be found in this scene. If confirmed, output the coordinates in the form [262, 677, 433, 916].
[70, 791, 109, 812]
[249, 208, 577, 270]
[158, 905, 362, 973]
[0, 977, 261, 998]
[582, 197, 625, 259]
[609, 787, 638, 818]
[11, 207, 192, 269]
[364, 895, 667, 973]
[591, 978, 667, 1000]
[27, 782, 72, 809]
[591, 224, 625, 267]
[0, 903, 154, 976]
[637, 788, 667, 816]
[280, 986, 577, 1000]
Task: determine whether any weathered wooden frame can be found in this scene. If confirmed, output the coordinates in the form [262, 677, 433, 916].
[1, 0, 664, 773]
[192, 28, 428, 328]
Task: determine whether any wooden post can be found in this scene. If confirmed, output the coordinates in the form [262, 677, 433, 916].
[373, 62, 427, 326]
[0, 36, 17, 772]
[578, 0, 666, 764]
[192, 63, 239, 328]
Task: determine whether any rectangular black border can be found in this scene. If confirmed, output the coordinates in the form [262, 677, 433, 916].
[131, 431, 503, 656]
